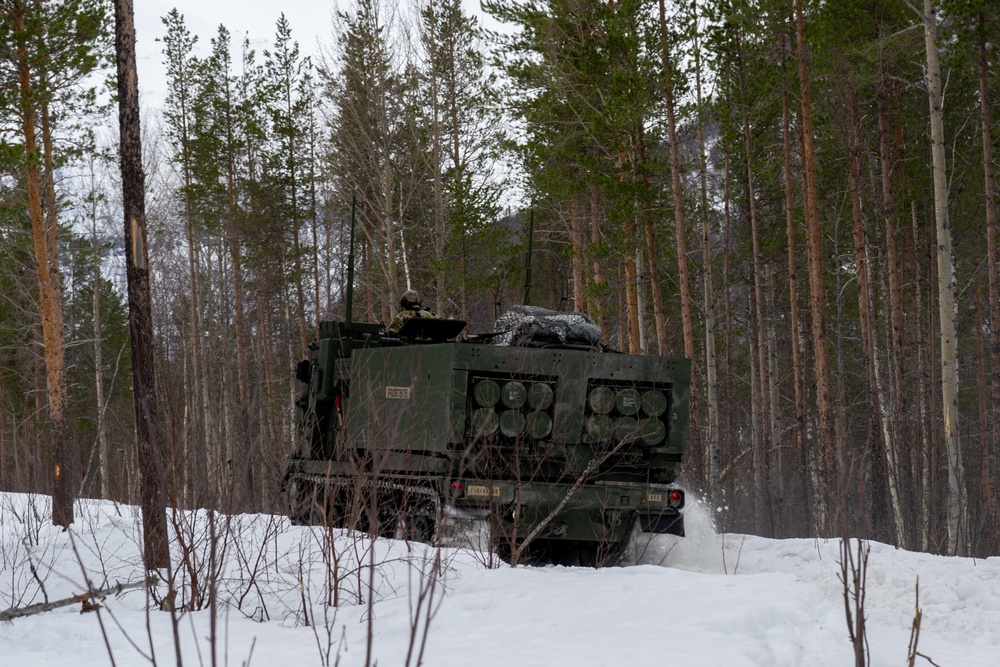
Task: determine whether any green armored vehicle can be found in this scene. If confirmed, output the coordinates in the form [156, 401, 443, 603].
[284, 301, 690, 566]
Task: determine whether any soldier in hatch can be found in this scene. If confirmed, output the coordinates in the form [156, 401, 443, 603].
[386, 289, 436, 338]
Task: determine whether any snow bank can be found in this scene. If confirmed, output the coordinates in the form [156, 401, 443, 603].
[0, 492, 997, 666]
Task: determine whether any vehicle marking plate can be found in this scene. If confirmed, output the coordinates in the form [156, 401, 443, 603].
[466, 485, 500, 497]
[385, 386, 412, 399]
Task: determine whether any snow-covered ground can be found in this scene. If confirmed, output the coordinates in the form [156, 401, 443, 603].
[1, 492, 997, 666]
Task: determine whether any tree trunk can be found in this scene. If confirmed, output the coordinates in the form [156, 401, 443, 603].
[310, 119, 322, 334]
[448, 49, 468, 322]
[877, 76, 910, 541]
[91, 208, 109, 499]
[283, 65, 309, 358]
[39, 100, 75, 519]
[795, 0, 837, 532]
[113, 0, 169, 568]
[571, 198, 586, 312]
[175, 53, 207, 499]
[782, 56, 810, 533]
[975, 285, 990, 551]
[923, 0, 967, 555]
[910, 202, 932, 550]
[33, 320, 43, 483]
[657, 0, 694, 362]
[737, 41, 772, 531]
[590, 184, 608, 342]
[748, 288, 762, 530]
[846, 86, 899, 544]
[257, 280, 279, 481]
[642, 202, 666, 355]
[978, 10, 999, 549]
[432, 28, 446, 315]
[693, 0, 720, 507]
[13, 1, 72, 528]
[722, 146, 735, 500]
[0, 387, 6, 486]
[378, 41, 399, 303]
[636, 245, 647, 354]
[765, 264, 779, 535]
[223, 67, 249, 500]
[622, 203, 640, 355]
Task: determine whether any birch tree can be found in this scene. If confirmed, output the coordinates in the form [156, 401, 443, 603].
[923, 0, 968, 555]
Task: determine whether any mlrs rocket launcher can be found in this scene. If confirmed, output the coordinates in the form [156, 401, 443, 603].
[283, 210, 690, 566]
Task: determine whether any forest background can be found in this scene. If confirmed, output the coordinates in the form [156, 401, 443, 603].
[1, 0, 998, 559]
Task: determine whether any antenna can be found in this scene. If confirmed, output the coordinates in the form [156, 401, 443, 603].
[345, 195, 356, 325]
[523, 209, 534, 305]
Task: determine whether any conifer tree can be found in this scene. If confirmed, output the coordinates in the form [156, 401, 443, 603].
[265, 14, 311, 355]
[0, 0, 108, 526]
[323, 0, 406, 320]
[161, 9, 210, 499]
[418, 0, 505, 322]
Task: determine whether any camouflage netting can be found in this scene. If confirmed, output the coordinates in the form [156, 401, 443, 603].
[493, 305, 603, 348]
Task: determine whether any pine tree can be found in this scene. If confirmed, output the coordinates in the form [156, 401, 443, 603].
[418, 0, 505, 323]
[323, 0, 407, 320]
[265, 14, 311, 355]
[0, 0, 109, 526]
[160, 8, 209, 502]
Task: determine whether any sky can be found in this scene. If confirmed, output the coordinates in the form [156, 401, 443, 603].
[1, 490, 998, 667]
[133, 0, 339, 107]
[131, 0, 498, 110]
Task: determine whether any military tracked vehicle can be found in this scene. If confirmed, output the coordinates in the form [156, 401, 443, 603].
[283, 207, 690, 566]
[283, 304, 690, 566]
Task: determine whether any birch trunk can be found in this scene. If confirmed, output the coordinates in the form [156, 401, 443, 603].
[450, 53, 469, 322]
[877, 78, 910, 536]
[847, 86, 902, 545]
[92, 215, 109, 499]
[693, 0, 720, 505]
[379, 38, 398, 303]
[310, 123, 322, 332]
[924, 0, 968, 555]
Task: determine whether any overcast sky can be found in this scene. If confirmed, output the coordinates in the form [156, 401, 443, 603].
[132, 0, 341, 108]
[131, 0, 495, 110]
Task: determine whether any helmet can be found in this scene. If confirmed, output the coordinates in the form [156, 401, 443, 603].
[400, 290, 421, 309]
